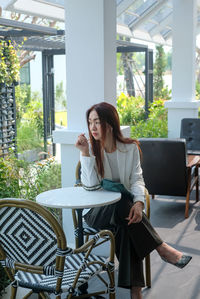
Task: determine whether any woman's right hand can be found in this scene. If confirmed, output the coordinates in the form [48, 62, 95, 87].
[75, 134, 90, 156]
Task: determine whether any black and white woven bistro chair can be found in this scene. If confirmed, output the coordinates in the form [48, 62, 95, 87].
[72, 161, 151, 288]
[0, 198, 116, 299]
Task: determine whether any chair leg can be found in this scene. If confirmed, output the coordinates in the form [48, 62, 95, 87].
[145, 254, 151, 288]
[85, 234, 89, 243]
[22, 291, 34, 299]
[195, 166, 199, 202]
[185, 190, 190, 218]
[10, 286, 17, 299]
[75, 236, 79, 249]
[38, 292, 47, 299]
[109, 292, 116, 299]
[185, 169, 192, 218]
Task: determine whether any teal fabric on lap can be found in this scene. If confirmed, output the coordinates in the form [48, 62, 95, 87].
[84, 179, 134, 229]
[101, 179, 133, 200]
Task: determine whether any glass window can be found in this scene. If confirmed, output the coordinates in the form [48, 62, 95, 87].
[142, 21, 156, 32]
[152, 6, 172, 23]
[128, 0, 157, 16]
[20, 62, 30, 85]
[118, 12, 137, 26]
[160, 28, 171, 37]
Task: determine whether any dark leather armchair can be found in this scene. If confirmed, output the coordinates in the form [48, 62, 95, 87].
[139, 138, 199, 218]
[180, 118, 200, 155]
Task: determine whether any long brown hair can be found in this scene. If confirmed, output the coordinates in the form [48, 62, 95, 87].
[86, 102, 140, 177]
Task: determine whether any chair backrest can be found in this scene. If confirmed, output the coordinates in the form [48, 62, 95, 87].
[0, 198, 67, 274]
[139, 138, 188, 196]
[180, 118, 200, 152]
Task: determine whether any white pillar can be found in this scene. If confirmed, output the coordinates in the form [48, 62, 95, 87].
[165, 0, 200, 137]
[53, 0, 116, 248]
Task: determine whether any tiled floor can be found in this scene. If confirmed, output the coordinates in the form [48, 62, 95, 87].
[2, 191, 200, 299]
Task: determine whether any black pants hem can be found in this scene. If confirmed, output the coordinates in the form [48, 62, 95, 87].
[86, 195, 163, 288]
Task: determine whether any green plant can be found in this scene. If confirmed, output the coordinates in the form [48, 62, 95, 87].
[21, 156, 62, 202]
[0, 153, 24, 198]
[117, 93, 146, 126]
[15, 84, 31, 122]
[0, 153, 61, 206]
[32, 158, 62, 222]
[0, 153, 62, 218]
[131, 99, 168, 138]
[22, 91, 43, 137]
[0, 40, 20, 85]
[16, 88, 44, 152]
[17, 122, 43, 153]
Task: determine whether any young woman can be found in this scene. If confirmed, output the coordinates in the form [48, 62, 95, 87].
[75, 102, 192, 299]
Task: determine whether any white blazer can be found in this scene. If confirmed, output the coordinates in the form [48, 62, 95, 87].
[80, 141, 145, 203]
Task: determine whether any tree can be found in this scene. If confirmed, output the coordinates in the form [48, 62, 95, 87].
[166, 50, 172, 71]
[55, 81, 66, 110]
[121, 51, 135, 97]
[119, 36, 135, 97]
[153, 45, 167, 99]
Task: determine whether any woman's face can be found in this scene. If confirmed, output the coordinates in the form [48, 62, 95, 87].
[88, 110, 102, 140]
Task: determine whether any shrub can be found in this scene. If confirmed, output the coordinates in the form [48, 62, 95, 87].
[0, 153, 24, 198]
[20, 156, 62, 202]
[0, 153, 61, 202]
[116, 91, 168, 138]
[17, 122, 43, 153]
[131, 99, 168, 138]
[15, 85, 44, 153]
[23, 91, 43, 138]
[15, 84, 31, 122]
[117, 93, 146, 126]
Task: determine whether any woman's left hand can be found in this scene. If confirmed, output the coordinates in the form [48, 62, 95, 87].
[126, 201, 144, 225]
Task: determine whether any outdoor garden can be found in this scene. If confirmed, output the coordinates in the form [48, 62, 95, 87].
[0, 38, 200, 296]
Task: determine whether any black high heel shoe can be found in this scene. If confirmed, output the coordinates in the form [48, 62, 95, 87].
[161, 255, 192, 269]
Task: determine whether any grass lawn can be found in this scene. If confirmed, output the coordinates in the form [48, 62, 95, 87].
[55, 111, 67, 127]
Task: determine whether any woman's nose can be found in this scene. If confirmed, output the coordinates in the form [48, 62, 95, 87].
[91, 122, 96, 130]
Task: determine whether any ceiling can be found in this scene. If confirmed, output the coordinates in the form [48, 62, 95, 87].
[0, 0, 200, 47]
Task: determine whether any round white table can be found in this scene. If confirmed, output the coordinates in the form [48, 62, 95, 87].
[36, 186, 121, 246]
